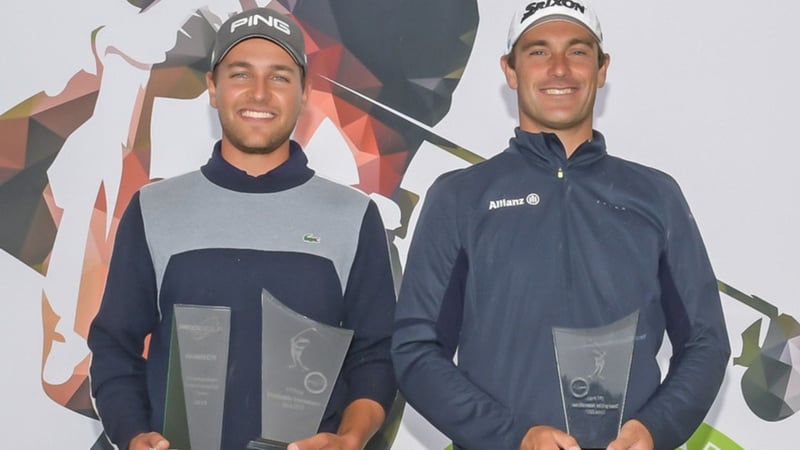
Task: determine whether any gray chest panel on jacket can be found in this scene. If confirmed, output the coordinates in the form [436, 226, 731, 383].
[139, 171, 368, 298]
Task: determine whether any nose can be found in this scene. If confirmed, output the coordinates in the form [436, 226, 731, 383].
[548, 54, 568, 78]
[250, 77, 271, 101]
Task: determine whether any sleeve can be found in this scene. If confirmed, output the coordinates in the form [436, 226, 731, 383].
[88, 191, 160, 448]
[340, 200, 398, 413]
[633, 182, 731, 449]
[391, 177, 528, 449]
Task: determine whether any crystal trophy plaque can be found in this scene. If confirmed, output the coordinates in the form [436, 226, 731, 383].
[552, 311, 639, 450]
[163, 304, 231, 450]
[247, 289, 354, 449]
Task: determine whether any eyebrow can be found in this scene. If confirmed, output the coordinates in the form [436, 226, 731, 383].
[221, 61, 299, 73]
[519, 37, 597, 51]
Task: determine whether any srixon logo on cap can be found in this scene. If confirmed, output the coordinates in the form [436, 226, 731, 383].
[522, 0, 587, 22]
[230, 13, 292, 35]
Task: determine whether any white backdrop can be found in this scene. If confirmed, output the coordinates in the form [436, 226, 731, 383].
[1, 1, 798, 448]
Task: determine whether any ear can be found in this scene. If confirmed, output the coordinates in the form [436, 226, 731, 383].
[301, 74, 311, 105]
[500, 55, 518, 90]
[206, 71, 217, 108]
[598, 53, 610, 88]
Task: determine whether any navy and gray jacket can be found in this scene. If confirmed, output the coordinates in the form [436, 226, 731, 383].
[89, 141, 397, 449]
[392, 129, 730, 450]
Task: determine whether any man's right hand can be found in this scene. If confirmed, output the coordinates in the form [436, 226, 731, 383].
[519, 425, 580, 450]
[128, 431, 169, 450]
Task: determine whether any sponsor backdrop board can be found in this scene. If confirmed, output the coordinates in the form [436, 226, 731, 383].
[0, 0, 796, 448]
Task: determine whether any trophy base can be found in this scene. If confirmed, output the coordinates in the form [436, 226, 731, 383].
[246, 437, 290, 450]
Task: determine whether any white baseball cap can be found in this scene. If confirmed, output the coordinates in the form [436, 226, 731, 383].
[506, 0, 603, 54]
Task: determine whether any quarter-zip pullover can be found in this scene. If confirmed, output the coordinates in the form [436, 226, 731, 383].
[392, 128, 730, 450]
[89, 141, 397, 450]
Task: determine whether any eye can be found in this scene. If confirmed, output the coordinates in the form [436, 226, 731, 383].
[569, 45, 594, 57]
[271, 74, 290, 82]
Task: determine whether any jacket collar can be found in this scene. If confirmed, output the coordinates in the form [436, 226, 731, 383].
[200, 140, 315, 193]
[508, 128, 607, 170]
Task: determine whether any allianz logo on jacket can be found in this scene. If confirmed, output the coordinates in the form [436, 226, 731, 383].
[488, 193, 540, 210]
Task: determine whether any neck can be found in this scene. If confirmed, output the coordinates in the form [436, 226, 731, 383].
[520, 123, 593, 158]
[220, 142, 291, 176]
[555, 130, 593, 158]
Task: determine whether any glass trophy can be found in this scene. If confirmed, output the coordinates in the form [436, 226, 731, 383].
[552, 311, 639, 450]
[163, 304, 231, 450]
[247, 289, 354, 450]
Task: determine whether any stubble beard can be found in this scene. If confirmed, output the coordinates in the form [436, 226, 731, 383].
[223, 125, 294, 155]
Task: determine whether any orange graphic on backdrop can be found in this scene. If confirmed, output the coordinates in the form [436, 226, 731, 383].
[0, 2, 479, 448]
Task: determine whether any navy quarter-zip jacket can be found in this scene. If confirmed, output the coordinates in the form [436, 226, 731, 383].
[89, 141, 397, 450]
[392, 129, 730, 450]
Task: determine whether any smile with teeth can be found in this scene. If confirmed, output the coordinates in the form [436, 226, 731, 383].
[543, 88, 576, 95]
[241, 110, 275, 119]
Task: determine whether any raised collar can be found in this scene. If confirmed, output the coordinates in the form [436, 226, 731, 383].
[200, 140, 315, 193]
[508, 128, 607, 170]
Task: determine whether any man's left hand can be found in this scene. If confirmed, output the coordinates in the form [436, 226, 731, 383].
[606, 419, 654, 450]
[288, 432, 360, 450]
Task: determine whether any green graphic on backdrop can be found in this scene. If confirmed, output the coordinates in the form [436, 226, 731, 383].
[683, 423, 743, 450]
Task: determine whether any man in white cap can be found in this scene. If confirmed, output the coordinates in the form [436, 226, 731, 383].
[392, 1, 730, 449]
[88, 7, 397, 450]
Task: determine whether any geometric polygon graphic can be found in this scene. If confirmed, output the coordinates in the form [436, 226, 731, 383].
[739, 314, 800, 421]
[1, 4, 480, 450]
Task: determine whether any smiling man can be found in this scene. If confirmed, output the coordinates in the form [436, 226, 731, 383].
[88, 8, 396, 450]
[392, 1, 730, 449]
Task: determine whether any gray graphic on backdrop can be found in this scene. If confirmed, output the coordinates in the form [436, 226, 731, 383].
[718, 281, 800, 421]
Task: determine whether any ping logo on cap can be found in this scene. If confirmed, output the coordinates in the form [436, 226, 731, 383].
[521, 0, 587, 22]
[229, 13, 292, 35]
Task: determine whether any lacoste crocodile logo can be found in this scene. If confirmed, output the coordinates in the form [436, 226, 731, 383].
[303, 233, 321, 243]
